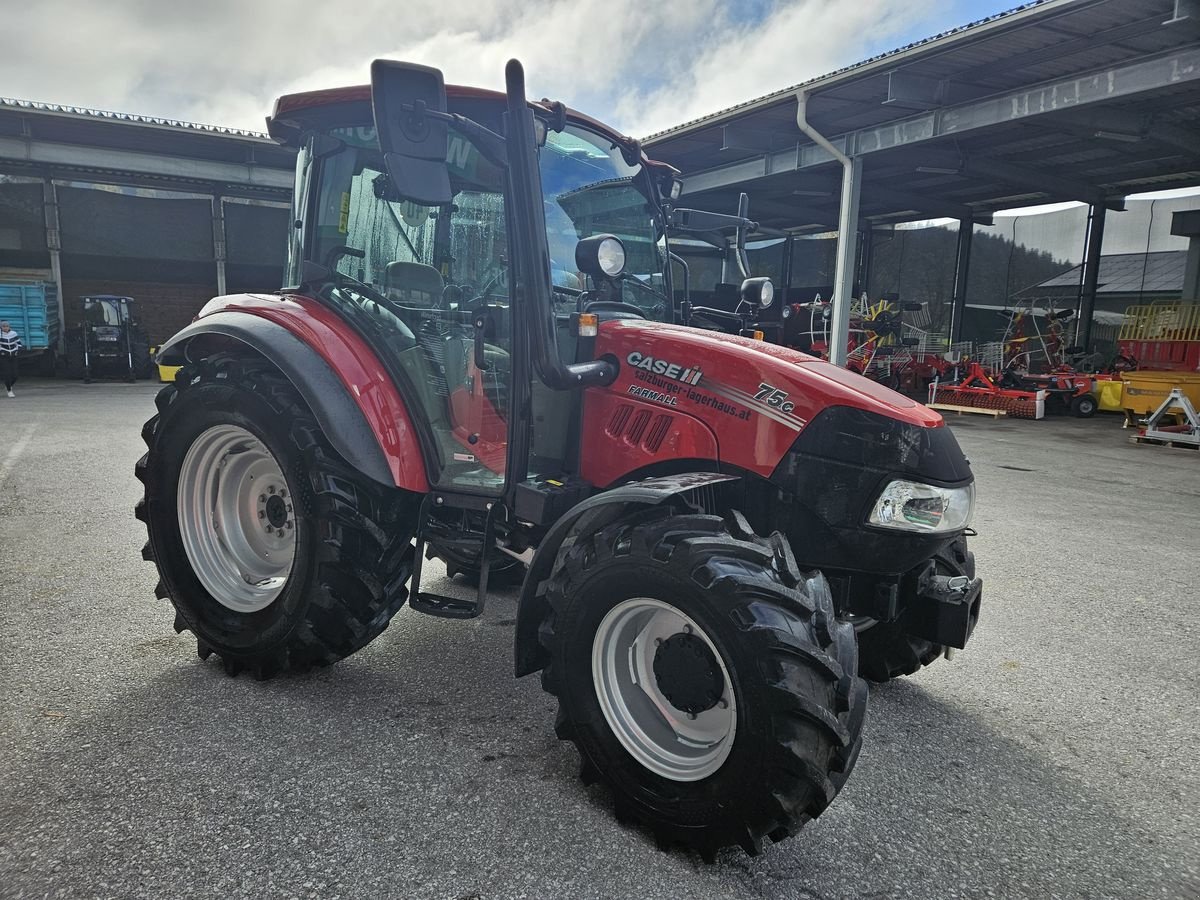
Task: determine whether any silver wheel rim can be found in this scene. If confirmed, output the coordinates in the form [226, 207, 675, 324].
[591, 597, 736, 782]
[176, 424, 296, 613]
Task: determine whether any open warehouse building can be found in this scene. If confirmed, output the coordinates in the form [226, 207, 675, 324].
[0, 99, 295, 351]
[644, 0, 1200, 363]
[1, 0, 1199, 377]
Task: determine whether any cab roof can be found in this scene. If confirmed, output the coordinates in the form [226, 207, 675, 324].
[267, 83, 677, 176]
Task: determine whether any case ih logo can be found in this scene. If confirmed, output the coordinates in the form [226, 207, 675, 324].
[626, 351, 703, 385]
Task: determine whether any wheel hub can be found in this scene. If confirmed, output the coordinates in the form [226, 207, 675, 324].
[653, 632, 724, 715]
[263, 493, 289, 529]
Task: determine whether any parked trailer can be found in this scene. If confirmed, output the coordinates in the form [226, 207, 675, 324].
[0, 282, 60, 374]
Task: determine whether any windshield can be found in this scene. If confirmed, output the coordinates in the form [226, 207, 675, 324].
[540, 125, 669, 321]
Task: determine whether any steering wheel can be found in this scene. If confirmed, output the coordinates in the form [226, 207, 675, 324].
[584, 300, 647, 318]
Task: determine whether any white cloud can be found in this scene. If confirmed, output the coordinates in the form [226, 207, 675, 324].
[1, 0, 948, 138]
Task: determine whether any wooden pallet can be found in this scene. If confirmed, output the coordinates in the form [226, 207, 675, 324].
[928, 403, 1007, 418]
[1130, 433, 1199, 451]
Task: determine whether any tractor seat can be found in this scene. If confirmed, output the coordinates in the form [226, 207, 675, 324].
[386, 261, 444, 307]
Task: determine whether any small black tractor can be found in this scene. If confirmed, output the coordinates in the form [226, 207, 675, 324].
[65, 294, 153, 382]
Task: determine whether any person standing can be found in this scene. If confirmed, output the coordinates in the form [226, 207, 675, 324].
[0, 320, 21, 398]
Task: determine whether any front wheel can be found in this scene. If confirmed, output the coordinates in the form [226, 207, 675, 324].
[538, 508, 866, 858]
[1070, 393, 1097, 417]
[135, 354, 418, 677]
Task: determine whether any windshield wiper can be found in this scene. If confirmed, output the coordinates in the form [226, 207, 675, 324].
[620, 275, 669, 310]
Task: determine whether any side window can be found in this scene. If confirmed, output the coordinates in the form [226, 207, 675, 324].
[304, 125, 516, 494]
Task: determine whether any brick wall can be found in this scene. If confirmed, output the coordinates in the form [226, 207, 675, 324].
[60, 278, 218, 345]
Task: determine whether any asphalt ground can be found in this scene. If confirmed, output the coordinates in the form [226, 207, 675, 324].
[0, 377, 1197, 900]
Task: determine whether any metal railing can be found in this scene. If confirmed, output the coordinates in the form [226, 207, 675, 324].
[1118, 302, 1200, 343]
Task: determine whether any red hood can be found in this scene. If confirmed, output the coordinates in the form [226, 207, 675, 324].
[603, 320, 942, 427]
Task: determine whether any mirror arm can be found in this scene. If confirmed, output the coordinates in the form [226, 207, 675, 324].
[396, 102, 509, 169]
[734, 193, 752, 280]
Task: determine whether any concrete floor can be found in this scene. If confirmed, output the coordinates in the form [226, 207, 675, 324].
[0, 379, 1197, 900]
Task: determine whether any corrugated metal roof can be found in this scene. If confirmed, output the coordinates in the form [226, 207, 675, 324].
[643, 0, 1200, 230]
[642, 0, 1054, 141]
[0, 96, 270, 140]
[1021, 250, 1187, 295]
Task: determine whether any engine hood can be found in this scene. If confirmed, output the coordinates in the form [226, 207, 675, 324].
[601, 320, 941, 421]
[592, 320, 944, 479]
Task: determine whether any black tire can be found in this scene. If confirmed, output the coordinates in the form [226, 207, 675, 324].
[63, 331, 86, 380]
[130, 328, 154, 380]
[1070, 393, 1097, 418]
[134, 353, 418, 678]
[539, 507, 867, 859]
[855, 536, 976, 682]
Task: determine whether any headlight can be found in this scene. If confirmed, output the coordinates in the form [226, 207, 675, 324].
[869, 480, 974, 533]
[596, 237, 625, 277]
[740, 276, 774, 309]
[575, 233, 626, 279]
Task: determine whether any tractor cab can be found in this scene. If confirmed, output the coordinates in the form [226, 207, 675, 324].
[267, 68, 687, 504]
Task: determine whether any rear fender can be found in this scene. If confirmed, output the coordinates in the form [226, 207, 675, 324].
[158, 309, 428, 491]
[513, 472, 739, 677]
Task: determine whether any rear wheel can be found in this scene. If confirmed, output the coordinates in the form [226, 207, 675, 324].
[130, 328, 154, 379]
[854, 536, 975, 682]
[539, 507, 866, 858]
[135, 354, 418, 677]
[63, 330, 85, 380]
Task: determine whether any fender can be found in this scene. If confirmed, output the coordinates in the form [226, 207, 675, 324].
[158, 307, 428, 491]
[513, 472, 739, 677]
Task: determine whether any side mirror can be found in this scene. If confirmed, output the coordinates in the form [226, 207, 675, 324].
[741, 276, 774, 309]
[370, 59, 452, 206]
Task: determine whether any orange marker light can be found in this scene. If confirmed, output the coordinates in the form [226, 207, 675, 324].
[578, 313, 599, 337]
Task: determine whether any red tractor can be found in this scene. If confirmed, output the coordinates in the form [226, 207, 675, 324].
[135, 60, 981, 858]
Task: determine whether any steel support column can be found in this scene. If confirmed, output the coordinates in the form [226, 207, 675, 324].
[212, 195, 227, 297]
[796, 90, 861, 367]
[949, 218, 974, 345]
[1077, 204, 1106, 351]
[829, 157, 863, 366]
[41, 178, 65, 353]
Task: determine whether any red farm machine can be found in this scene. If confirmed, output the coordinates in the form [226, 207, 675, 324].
[135, 60, 981, 858]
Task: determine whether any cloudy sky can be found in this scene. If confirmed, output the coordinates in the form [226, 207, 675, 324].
[1, 0, 1018, 137]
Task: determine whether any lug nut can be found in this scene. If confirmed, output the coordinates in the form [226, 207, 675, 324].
[259, 494, 266, 502]
[279, 489, 287, 498]
[268, 486, 275, 494]
[258, 511, 265, 519]
[687, 712, 697, 720]
[683, 624, 693, 635]
[718, 698, 728, 709]
[266, 526, 273, 534]
[285, 522, 292, 530]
